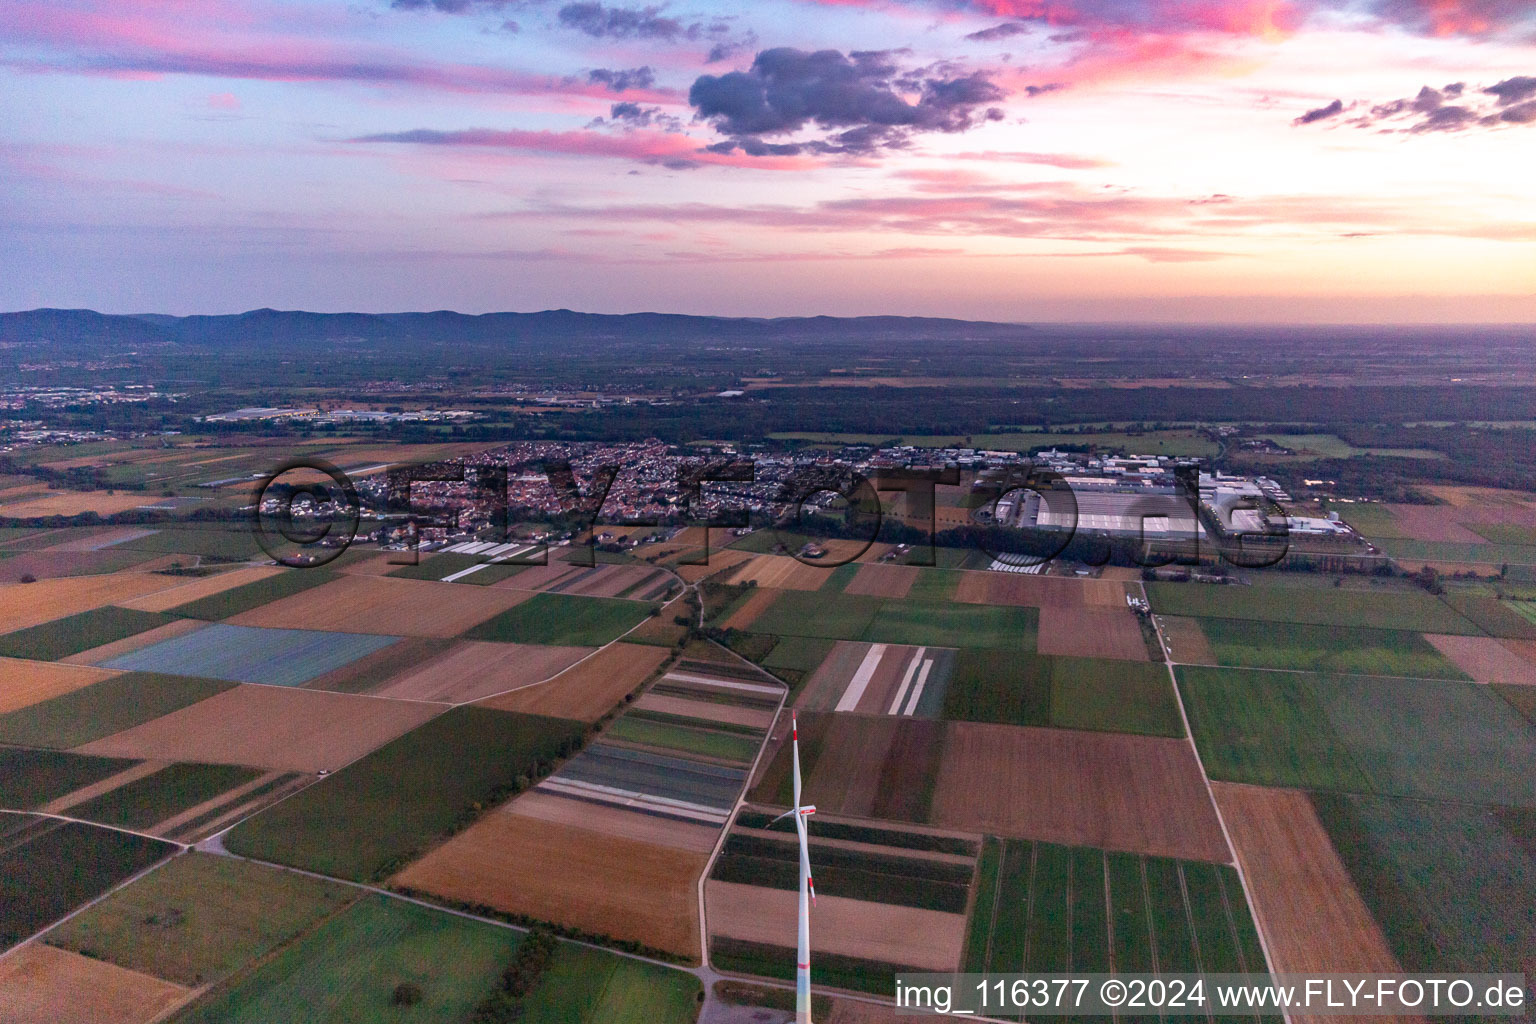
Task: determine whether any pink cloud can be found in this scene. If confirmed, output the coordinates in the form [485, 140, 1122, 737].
[207, 91, 240, 110]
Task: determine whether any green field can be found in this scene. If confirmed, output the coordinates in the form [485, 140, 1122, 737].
[905, 567, 963, 601]
[1440, 593, 1536, 639]
[963, 838, 1272, 990]
[759, 634, 834, 672]
[387, 552, 532, 585]
[225, 707, 586, 881]
[1377, 538, 1536, 566]
[1146, 582, 1481, 634]
[1198, 618, 1469, 678]
[1179, 667, 1536, 804]
[711, 831, 972, 912]
[46, 852, 357, 986]
[1499, 684, 1536, 728]
[1259, 433, 1444, 460]
[518, 942, 702, 1024]
[67, 762, 263, 831]
[604, 716, 760, 763]
[709, 937, 911, 997]
[464, 593, 653, 646]
[169, 568, 337, 619]
[120, 528, 262, 560]
[749, 590, 1037, 649]
[940, 652, 1182, 736]
[174, 894, 521, 1024]
[1334, 503, 1409, 539]
[0, 606, 180, 661]
[1470, 523, 1536, 546]
[0, 747, 138, 809]
[0, 672, 234, 749]
[1314, 793, 1536, 973]
[0, 819, 175, 952]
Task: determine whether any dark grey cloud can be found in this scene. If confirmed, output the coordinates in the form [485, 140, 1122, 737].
[1297, 76, 1536, 133]
[1023, 82, 1065, 97]
[597, 101, 684, 131]
[689, 48, 1006, 157]
[965, 22, 1032, 42]
[557, 2, 688, 39]
[587, 66, 655, 92]
[1293, 98, 1344, 125]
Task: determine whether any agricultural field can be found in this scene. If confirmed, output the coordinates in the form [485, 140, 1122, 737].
[229, 574, 529, 637]
[515, 943, 702, 1024]
[62, 762, 264, 832]
[795, 641, 956, 718]
[225, 707, 586, 881]
[464, 592, 654, 646]
[1423, 633, 1536, 684]
[0, 942, 190, 1024]
[1035, 604, 1150, 660]
[0, 817, 175, 951]
[963, 838, 1270, 982]
[1146, 581, 1482, 634]
[45, 852, 357, 987]
[953, 572, 1128, 608]
[174, 893, 521, 1024]
[1178, 666, 1536, 804]
[1313, 793, 1536, 974]
[77, 683, 442, 774]
[367, 640, 592, 703]
[1196, 617, 1469, 678]
[100, 623, 401, 687]
[0, 657, 117, 713]
[154, 567, 337, 620]
[939, 650, 1183, 736]
[0, 672, 234, 749]
[0, 747, 137, 809]
[0, 574, 188, 634]
[476, 642, 669, 720]
[0, 605, 179, 661]
[747, 589, 1038, 649]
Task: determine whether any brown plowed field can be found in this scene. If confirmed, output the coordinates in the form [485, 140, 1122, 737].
[554, 565, 664, 599]
[953, 573, 1127, 608]
[477, 642, 670, 721]
[512, 790, 719, 852]
[118, 566, 282, 612]
[0, 658, 118, 713]
[60, 618, 208, 666]
[0, 551, 145, 584]
[730, 555, 830, 591]
[1422, 486, 1536, 525]
[1382, 505, 1485, 542]
[393, 811, 707, 958]
[844, 563, 917, 599]
[228, 574, 529, 637]
[931, 722, 1229, 862]
[490, 562, 583, 592]
[301, 637, 453, 694]
[633, 693, 777, 729]
[719, 588, 782, 631]
[755, 713, 943, 823]
[1424, 634, 1536, 685]
[1213, 783, 1404, 1005]
[706, 880, 965, 970]
[1161, 615, 1215, 664]
[0, 943, 189, 1024]
[335, 553, 408, 575]
[0, 492, 165, 518]
[76, 684, 441, 773]
[369, 641, 592, 703]
[0, 575, 184, 634]
[1036, 606, 1147, 661]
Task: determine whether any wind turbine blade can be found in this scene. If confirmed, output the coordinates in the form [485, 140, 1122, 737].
[790, 710, 802, 812]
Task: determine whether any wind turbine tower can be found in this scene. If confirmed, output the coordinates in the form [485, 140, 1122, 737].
[772, 710, 817, 1024]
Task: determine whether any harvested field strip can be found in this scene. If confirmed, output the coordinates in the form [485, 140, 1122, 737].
[162, 568, 337, 620]
[605, 716, 761, 763]
[225, 707, 586, 882]
[633, 693, 777, 729]
[230, 574, 529, 638]
[509, 789, 721, 853]
[719, 587, 781, 630]
[931, 722, 1229, 863]
[369, 640, 592, 704]
[0, 942, 190, 1024]
[963, 838, 1270, 978]
[1180, 666, 1536, 805]
[476, 642, 668, 721]
[0, 819, 175, 952]
[152, 769, 297, 837]
[174, 893, 520, 1024]
[1161, 615, 1216, 664]
[65, 762, 263, 831]
[1213, 783, 1401, 974]
[0, 575, 187, 634]
[0, 747, 139, 809]
[0, 606, 179, 661]
[394, 812, 708, 958]
[953, 572, 1128, 608]
[42, 851, 357, 987]
[1313, 792, 1536, 973]
[101, 623, 400, 688]
[0, 672, 233, 750]
[1424, 633, 1536, 684]
[729, 554, 833, 591]
[1146, 582, 1481, 634]
[77, 683, 442, 775]
[0, 658, 117, 713]
[117, 566, 283, 613]
[464, 592, 652, 646]
[1199, 617, 1470, 679]
[711, 831, 972, 911]
[652, 676, 782, 709]
[37, 761, 165, 814]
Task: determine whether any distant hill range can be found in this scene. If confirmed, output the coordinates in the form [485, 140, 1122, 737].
[0, 307, 1034, 351]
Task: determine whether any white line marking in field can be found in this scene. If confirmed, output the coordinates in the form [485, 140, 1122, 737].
[902, 659, 934, 716]
[663, 672, 782, 696]
[886, 646, 926, 715]
[836, 643, 887, 712]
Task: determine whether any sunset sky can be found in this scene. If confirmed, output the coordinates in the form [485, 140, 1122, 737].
[1, 0, 1533, 321]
